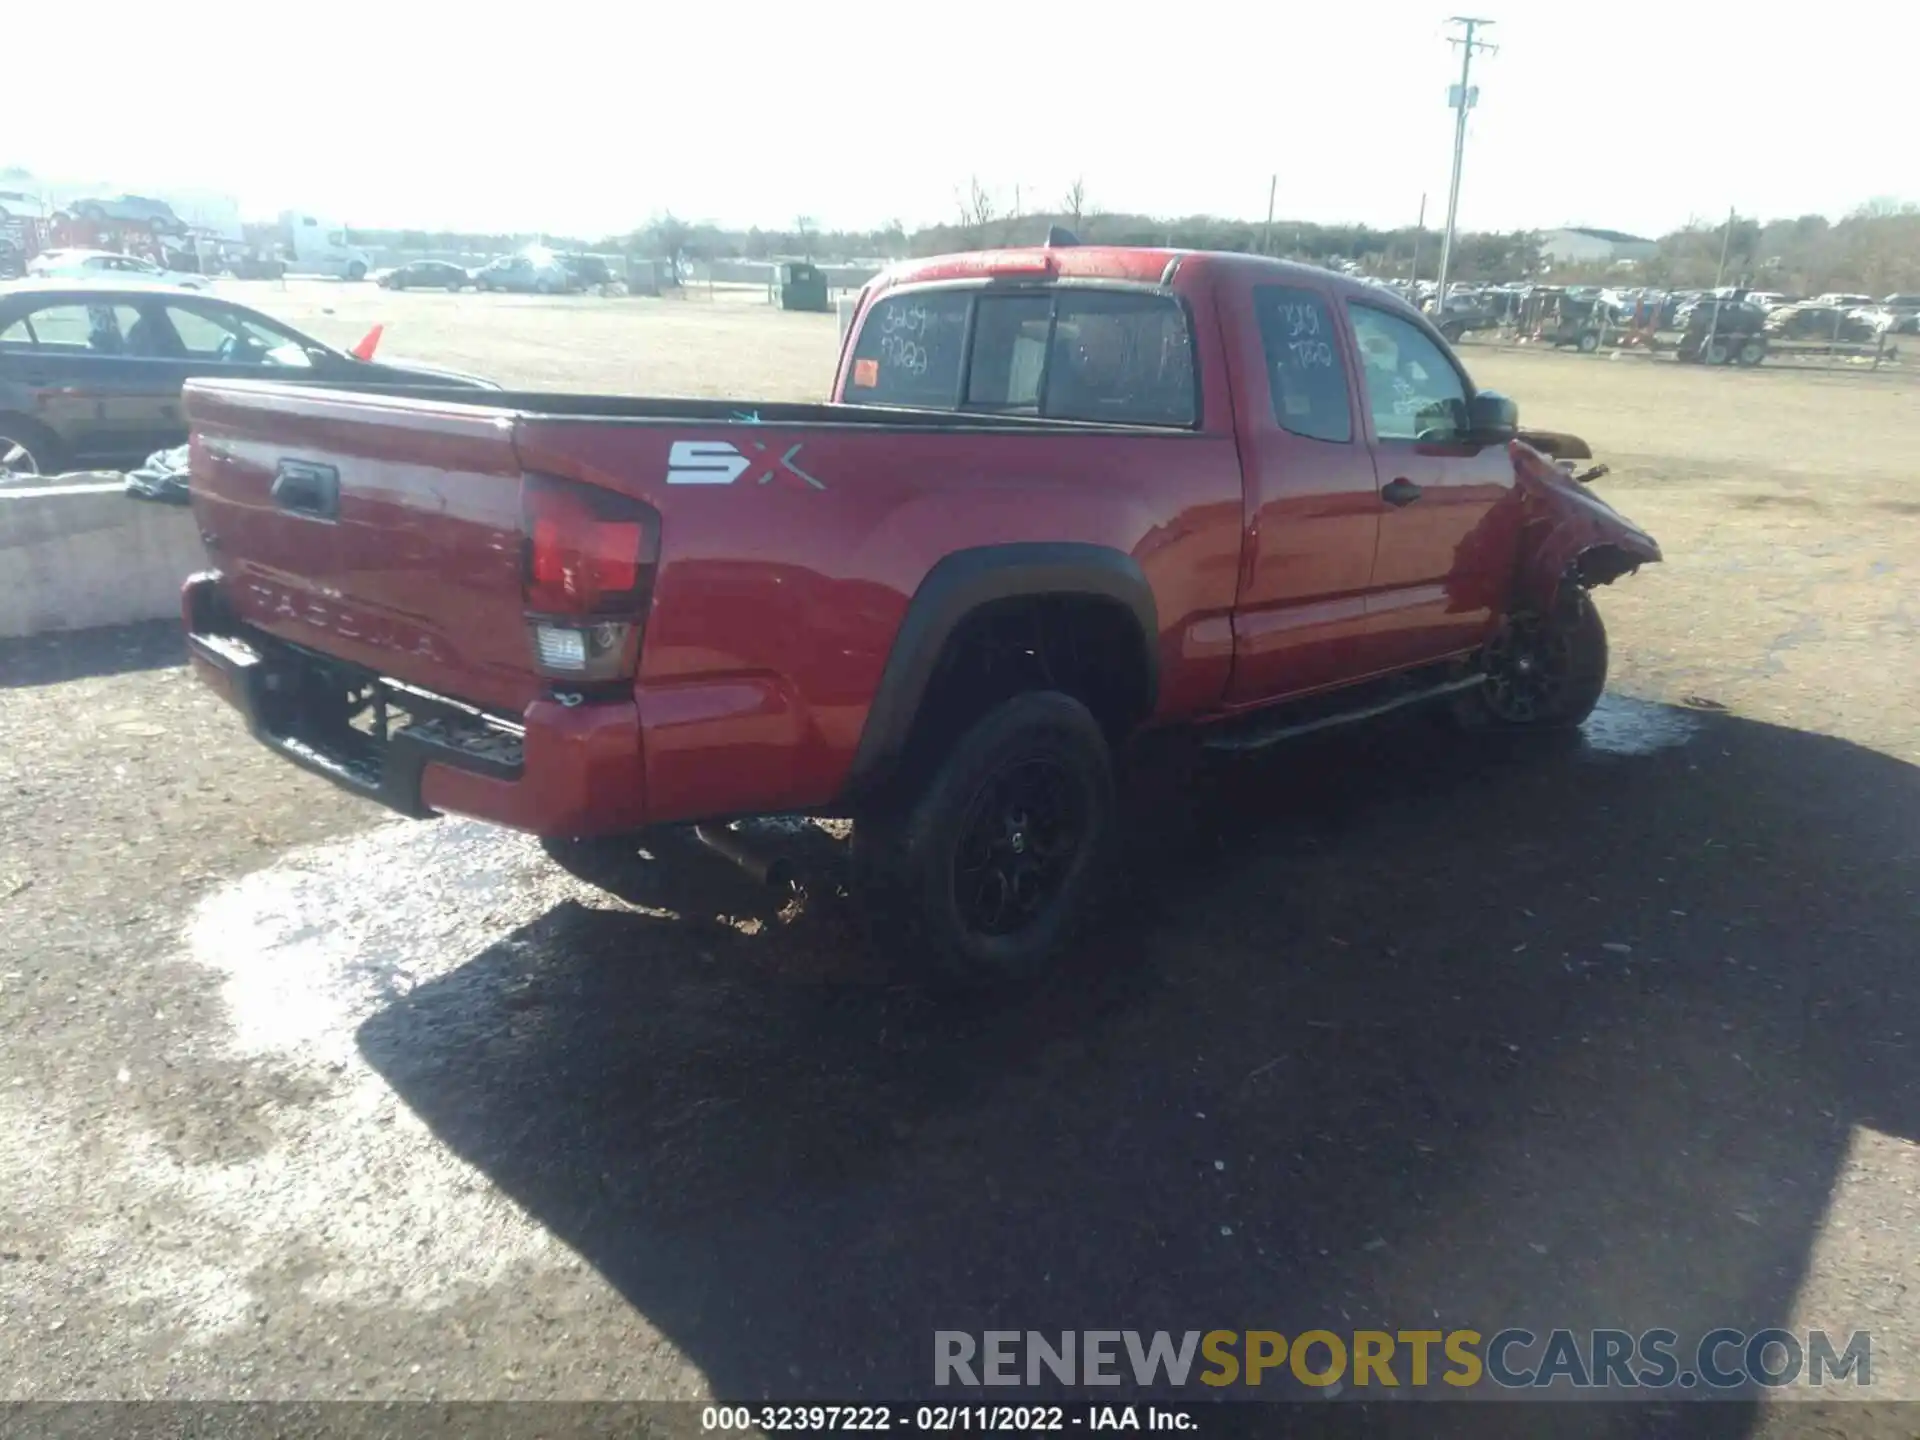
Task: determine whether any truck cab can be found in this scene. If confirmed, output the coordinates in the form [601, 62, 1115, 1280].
[279, 212, 371, 281]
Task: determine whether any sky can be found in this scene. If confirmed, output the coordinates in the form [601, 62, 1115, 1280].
[10, 0, 1916, 241]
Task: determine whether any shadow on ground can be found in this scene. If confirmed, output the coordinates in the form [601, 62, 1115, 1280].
[358, 699, 1920, 1435]
[0, 618, 184, 687]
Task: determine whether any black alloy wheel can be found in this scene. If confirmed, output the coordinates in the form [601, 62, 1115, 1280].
[1480, 612, 1575, 724]
[951, 757, 1087, 940]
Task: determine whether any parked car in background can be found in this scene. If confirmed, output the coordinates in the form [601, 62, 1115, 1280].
[473, 253, 577, 294]
[558, 254, 615, 289]
[0, 280, 497, 477]
[27, 248, 216, 290]
[1434, 298, 1503, 342]
[1519, 288, 1617, 351]
[1853, 304, 1920, 335]
[1677, 300, 1770, 365]
[1766, 302, 1878, 343]
[226, 249, 288, 280]
[1670, 292, 1713, 327]
[1869, 294, 1920, 334]
[375, 260, 470, 291]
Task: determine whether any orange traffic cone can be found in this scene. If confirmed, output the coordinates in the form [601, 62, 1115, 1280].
[350, 324, 385, 361]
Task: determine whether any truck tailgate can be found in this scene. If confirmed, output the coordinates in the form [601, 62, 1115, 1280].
[186, 381, 536, 715]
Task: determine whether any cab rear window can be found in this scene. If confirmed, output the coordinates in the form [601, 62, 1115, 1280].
[845, 291, 972, 409]
[846, 287, 1197, 427]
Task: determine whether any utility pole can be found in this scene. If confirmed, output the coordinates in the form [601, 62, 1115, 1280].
[1262, 175, 1277, 255]
[1434, 16, 1496, 313]
[1701, 205, 1736, 361]
[1409, 192, 1427, 289]
[1710, 204, 1735, 291]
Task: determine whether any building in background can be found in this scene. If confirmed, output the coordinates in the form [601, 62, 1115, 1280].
[1540, 227, 1659, 266]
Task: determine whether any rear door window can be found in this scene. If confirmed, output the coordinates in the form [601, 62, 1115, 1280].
[845, 290, 972, 408]
[0, 301, 143, 353]
[1252, 285, 1352, 442]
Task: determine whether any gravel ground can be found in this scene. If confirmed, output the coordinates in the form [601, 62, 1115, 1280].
[1, 288, 1916, 1435]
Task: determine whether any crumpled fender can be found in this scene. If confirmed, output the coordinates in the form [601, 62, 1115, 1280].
[1508, 438, 1662, 612]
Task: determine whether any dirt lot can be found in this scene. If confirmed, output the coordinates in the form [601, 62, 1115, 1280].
[1, 280, 1916, 1433]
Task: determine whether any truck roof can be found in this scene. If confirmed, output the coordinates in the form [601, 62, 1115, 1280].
[876, 246, 1394, 302]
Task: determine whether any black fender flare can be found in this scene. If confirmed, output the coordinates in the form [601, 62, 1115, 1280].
[845, 542, 1159, 794]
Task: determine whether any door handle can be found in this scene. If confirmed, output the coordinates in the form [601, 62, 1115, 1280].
[272, 459, 340, 520]
[1381, 477, 1422, 507]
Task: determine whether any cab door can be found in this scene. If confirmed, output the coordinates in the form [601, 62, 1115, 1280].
[1216, 273, 1383, 703]
[1344, 302, 1520, 670]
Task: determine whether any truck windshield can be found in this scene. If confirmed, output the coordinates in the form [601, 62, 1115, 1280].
[846, 287, 1196, 427]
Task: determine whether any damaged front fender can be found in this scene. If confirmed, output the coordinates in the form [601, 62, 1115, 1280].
[1509, 437, 1662, 612]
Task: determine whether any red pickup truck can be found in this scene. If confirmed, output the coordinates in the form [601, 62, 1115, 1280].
[180, 244, 1659, 981]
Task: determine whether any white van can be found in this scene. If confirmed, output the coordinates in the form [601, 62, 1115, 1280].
[278, 212, 372, 280]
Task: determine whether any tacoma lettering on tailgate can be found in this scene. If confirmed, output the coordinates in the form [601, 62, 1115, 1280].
[243, 579, 448, 663]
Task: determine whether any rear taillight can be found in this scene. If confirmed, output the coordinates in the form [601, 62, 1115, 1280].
[521, 474, 659, 682]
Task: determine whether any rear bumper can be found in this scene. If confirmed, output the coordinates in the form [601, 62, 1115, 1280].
[182, 573, 648, 837]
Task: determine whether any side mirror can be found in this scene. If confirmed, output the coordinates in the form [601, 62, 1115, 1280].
[1467, 390, 1518, 444]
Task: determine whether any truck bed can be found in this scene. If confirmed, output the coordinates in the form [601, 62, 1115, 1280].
[181, 375, 1244, 831]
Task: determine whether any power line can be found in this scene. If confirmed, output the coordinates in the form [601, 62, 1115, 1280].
[1433, 16, 1496, 313]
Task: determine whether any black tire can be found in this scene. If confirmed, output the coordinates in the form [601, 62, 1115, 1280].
[1454, 593, 1609, 731]
[346, 261, 368, 282]
[1736, 338, 1765, 367]
[853, 691, 1116, 986]
[0, 415, 66, 479]
[1577, 330, 1601, 353]
[1704, 339, 1732, 365]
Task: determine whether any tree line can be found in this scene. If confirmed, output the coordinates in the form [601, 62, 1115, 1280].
[347, 191, 1920, 296]
[1620, 202, 1920, 295]
[600, 205, 1544, 283]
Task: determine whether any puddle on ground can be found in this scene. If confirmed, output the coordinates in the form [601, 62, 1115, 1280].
[1579, 694, 1703, 757]
[8, 820, 610, 1347]
[187, 819, 555, 1060]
